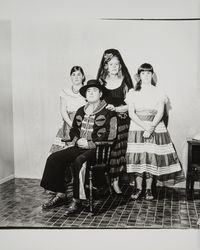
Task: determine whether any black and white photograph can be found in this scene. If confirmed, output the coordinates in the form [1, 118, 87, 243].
[0, 0, 200, 249]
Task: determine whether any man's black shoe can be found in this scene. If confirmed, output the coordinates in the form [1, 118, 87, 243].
[42, 195, 67, 209]
[65, 200, 83, 215]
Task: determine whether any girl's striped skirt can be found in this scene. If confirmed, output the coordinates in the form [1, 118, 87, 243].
[126, 110, 185, 185]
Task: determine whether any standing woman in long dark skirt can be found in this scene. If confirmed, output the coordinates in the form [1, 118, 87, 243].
[97, 48, 134, 194]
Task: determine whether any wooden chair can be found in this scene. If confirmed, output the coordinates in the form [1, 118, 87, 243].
[86, 140, 115, 214]
[61, 138, 116, 215]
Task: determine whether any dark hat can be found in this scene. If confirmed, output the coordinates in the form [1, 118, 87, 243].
[79, 79, 108, 98]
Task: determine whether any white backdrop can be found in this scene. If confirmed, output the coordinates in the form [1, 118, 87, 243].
[1, 0, 200, 249]
[0, 21, 14, 183]
[11, 19, 200, 181]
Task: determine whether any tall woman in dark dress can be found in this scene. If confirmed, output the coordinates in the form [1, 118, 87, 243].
[97, 48, 134, 194]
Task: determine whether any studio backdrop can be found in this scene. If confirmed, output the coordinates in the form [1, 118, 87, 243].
[1, 18, 200, 182]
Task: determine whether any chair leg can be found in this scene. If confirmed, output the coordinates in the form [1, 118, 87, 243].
[89, 168, 93, 213]
[105, 172, 112, 195]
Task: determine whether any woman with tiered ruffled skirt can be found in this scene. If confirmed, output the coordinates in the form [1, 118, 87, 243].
[125, 63, 185, 200]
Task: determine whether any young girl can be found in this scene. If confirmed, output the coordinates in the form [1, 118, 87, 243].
[97, 48, 134, 194]
[125, 63, 185, 200]
[49, 66, 86, 153]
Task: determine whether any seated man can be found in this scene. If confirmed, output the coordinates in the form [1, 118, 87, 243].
[40, 79, 117, 214]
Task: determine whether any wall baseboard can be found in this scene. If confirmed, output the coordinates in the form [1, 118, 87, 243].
[0, 174, 15, 184]
[14, 174, 40, 180]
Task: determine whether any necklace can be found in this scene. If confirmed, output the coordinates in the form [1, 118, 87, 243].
[72, 86, 79, 94]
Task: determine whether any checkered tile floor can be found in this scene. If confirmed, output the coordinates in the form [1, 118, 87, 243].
[0, 178, 200, 229]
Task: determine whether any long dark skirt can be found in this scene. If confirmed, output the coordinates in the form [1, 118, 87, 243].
[109, 113, 130, 175]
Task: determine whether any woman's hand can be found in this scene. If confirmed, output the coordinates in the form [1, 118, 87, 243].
[106, 104, 116, 112]
[143, 131, 151, 139]
[143, 122, 155, 134]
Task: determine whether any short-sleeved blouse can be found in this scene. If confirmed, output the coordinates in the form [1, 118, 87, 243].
[125, 85, 168, 112]
[59, 87, 86, 113]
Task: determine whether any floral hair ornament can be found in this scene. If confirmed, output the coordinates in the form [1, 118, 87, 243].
[104, 53, 114, 62]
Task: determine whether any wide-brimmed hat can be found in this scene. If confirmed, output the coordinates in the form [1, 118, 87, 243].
[79, 79, 108, 98]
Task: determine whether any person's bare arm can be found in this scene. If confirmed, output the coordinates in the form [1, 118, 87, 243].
[60, 97, 72, 127]
[128, 102, 154, 133]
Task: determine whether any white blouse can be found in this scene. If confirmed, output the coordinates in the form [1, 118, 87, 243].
[125, 85, 168, 111]
[59, 87, 86, 113]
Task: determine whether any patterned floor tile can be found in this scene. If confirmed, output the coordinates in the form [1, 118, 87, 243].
[0, 178, 200, 228]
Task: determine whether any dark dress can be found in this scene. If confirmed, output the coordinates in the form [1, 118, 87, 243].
[104, 79, 130, 175]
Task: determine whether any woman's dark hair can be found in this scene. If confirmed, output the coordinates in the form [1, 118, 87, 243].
[70, 66, 86, 84]
[135, 63, 156, 91]
[96, 48, 134, 90]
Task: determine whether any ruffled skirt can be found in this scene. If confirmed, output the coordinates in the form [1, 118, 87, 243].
[49, 112, 75, 154]
[126, 111, 185, 185]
